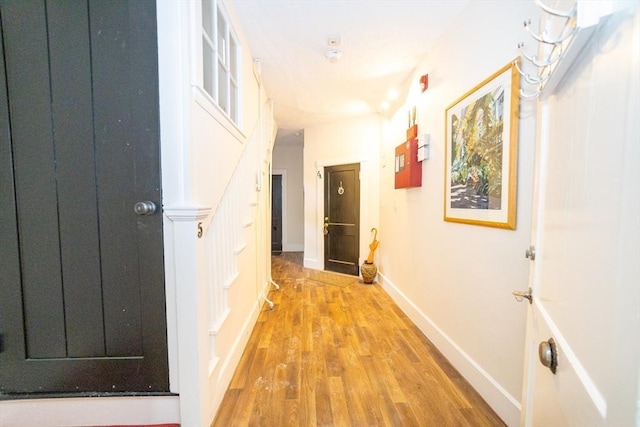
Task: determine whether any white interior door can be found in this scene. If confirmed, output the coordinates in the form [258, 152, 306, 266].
[520, 4, 639, 426]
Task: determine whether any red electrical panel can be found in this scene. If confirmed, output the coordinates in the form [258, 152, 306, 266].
[394, 125, 422, 188]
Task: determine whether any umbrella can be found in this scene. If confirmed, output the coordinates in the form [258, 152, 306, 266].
[366, 227, 379, 264]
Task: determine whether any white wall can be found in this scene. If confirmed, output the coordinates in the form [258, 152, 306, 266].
[377, 2, 540, 425]
[272, 143, 304, 251]
[303, 114, 381, 270]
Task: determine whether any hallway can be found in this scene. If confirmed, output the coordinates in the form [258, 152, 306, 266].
[212, 253, 504, 426]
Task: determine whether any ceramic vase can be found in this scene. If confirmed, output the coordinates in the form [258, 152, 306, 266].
[361, 261, 377, 284]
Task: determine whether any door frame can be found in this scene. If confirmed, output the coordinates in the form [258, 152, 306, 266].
[315, 156, 369, 271]
[272, 169, 287, 251]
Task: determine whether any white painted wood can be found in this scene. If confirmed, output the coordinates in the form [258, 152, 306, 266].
[164, 206, 213, 427]
[0, 396, 179, 427]
[521, 4, 640, 425]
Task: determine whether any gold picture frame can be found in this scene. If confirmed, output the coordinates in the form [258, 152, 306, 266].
[444, 59, 520, 229]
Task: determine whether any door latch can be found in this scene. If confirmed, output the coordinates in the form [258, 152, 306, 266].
[323, 217, 329, 235]
[512, 287, 533, 304]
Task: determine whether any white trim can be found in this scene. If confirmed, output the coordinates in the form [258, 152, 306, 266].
[164, 206, 213, 221]
[283, 243, 304, 252]
[208, 282, 270, 421]
[378, 271, 522, 427]
[0, 396, 179, 427]
[192, 85, 246, 143]
[163, 205, 216, 426]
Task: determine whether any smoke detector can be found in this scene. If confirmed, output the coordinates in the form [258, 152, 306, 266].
[325, 48, 342, 63]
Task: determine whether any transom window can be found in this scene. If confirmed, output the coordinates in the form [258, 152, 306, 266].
[202, 0, 239, 124]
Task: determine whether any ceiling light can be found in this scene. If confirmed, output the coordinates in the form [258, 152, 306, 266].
[388, 89, 399, 101]
[379, 101, 390, 111]
[325, 48, 342, 63]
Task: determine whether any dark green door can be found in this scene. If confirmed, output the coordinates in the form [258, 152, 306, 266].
[324, 163, 360, 276]
[0, 0, 168, 394]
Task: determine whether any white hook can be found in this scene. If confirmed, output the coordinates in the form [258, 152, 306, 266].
[524, 19, 577, 45]
[518, 42, 562, 68]
[513, 59, 550, 85]
[534, 0, 576, 19]
[520, 87, 541, 99]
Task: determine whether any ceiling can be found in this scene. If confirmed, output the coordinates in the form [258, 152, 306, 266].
[228, 0, 469, 143]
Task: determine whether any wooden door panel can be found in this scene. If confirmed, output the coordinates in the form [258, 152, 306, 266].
[324, 163, 360, 275]
[0, 0, 168, 394]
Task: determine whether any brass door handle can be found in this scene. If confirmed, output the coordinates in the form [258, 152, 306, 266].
[323, 223, 329, 235]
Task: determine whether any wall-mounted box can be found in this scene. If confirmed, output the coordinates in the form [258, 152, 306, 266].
[417, 133, 430, 161]
[394, 136, 422, 188]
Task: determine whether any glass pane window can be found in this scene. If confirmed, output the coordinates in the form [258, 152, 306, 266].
[202, 40, 214, 98]
[202, 0, 213, 39]
[201, 0, 240, 125]
[217, 9, 227, 64]
[229, 35, 237, 77]
[230, 81, 238, 123]
[218, 61, 229, 113]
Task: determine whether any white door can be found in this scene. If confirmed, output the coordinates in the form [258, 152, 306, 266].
[520, 4, 639, 426]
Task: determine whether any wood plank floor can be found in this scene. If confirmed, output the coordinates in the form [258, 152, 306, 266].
[212, 252, 506, 426]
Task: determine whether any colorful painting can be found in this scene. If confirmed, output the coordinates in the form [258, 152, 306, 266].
[444, 60, 520, 229]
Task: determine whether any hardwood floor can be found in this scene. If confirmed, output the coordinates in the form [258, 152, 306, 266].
[212, 252, 506, 426]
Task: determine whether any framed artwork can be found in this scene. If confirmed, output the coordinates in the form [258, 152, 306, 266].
[444, 59, 520, 229]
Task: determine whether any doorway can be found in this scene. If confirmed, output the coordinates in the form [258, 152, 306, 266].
[271, 174, 283, 254]
[323, 163, 360, 276]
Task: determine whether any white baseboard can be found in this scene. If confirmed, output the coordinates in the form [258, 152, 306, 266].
[207, 283, 268, 424]
[377, 272, 521, 426]
[0, 395, 179, 427]
[282, 243, 304, 252]
[303, 257, 321, 270]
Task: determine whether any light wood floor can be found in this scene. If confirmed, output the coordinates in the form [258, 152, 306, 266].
[212, 252, 505, 426]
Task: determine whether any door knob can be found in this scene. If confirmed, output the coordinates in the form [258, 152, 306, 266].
[134, 201, 157, 215]
[512, 287, 532, 304]
[538, 338, 558, 374]
[525, 245, 536, 260]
